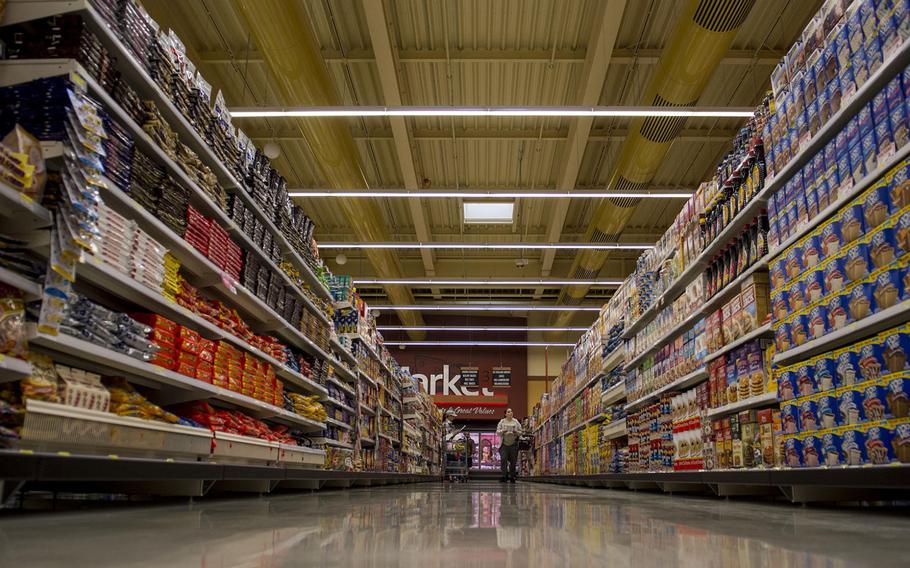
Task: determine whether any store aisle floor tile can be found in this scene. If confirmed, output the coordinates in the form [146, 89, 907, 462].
[1, 482, 909, 567]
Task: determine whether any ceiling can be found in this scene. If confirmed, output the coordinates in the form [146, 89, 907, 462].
[141, 0, 821, 327]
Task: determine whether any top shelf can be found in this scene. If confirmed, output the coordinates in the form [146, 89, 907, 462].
[622, 37, 910, 341]
[2, 0, 332, 302]
[0, 180, 52, 233]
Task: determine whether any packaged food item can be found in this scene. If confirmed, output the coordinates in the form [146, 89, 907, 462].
[781, 401, 800, 434]
[847, 281, 874, 321]
[838, 388, 865, 425]
[836, 348, 861, 387]
[821, 218, 844, 257]
[840, 201, 866, 243]
[864, 424, 895, 465]
[801, 433, 823, 467]
[808, 304, 828, 340]
[818, 393, 839, 430]
[894, 422, 910, 463]
[838, 425, 866, 466]
[778, 367, 798, 401]
[863, 383, 890, 421]
[887, 376, 910, 418]
[824, 257, 848, 294]
[799, 398, 820, 431]
[821, 430, 842, 466]
[784, 436, 803, 467]
[805, 268, 826, 303]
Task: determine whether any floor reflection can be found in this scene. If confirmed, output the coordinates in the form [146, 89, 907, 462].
[0, 482, 907, 567]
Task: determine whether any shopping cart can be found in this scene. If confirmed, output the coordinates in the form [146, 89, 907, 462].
[445, 439, 470, 482]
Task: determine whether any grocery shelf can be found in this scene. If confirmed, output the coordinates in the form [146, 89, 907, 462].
[0, 266, 42, 302]
[402, 396, 419, 405]
[360, 437, 376, 446]
[382, 383, 402, 403]
[564, 413, 606, 436]
[25, 324, 325, 432]
[0, 56, 331, 328]
[360, 403, 377, 416]
[600, 419, 627, 441]
[379, 405, 398, 418]
[323, 399, 356, 414]
[402, 413, 418, 420]
[625, 367, 709, 412]
[524, 465, 910, 502]
[773, 300, 910, 366]
[625, 309, 703, 370]
[327, 376, 356, 396]
[378, 433, 401, 445]
[705, 391, 778, 420]
[601, 382, 626, 406]
[0, 179, 52, 233]
[768, 139, 910, 262]
[358, 370, 378, 387]
[310, 438, 354, 450]
[760, 36, 910, 217]
[74, 254, 327, 398]
[602, 346, 625, 374]
[332, 339, 357, 365]
[325, 418, 354, 431]
[703, 323, 773, 365]
[617, 39, 910, 345]
[700, 255, 771, 317]
[0, 355, 33, 384]
[3, 0, 334, 301]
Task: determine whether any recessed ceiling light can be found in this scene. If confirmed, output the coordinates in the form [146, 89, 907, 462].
[463, 201, 514, 224]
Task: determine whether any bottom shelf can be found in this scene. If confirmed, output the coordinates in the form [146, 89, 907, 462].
[524, 466, 910, 502]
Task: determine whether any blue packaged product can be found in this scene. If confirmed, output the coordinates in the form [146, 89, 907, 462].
[873, 90, 891, 133]
[816, 175, 831, 212]
[880, 11, 901, 59]
[848, 280, 874, 322]
[796, 110, 810, 149]
[820, 217, 844, 257]
[897, 0, 910, 41]
[842, 60, 859, 102]
[889, 159, 910, 209]
[775, 319, 793, 352]
[848, 5, 867, 53]
[870, 227, 900, 269]
[800, 398, 820, 431]
[836, 349, 861, 387]
[882, 329, 910, 374]
[829, 73, 844, 118]
[814, 356, 839, 392]
[840, 202, 866, 243]
[858, 102, 875, 136]
[897, 208, 910, 252]
[805, 267, 826, 303]
[826, 164, 842, 205]
[862, 130, 879, 175]
[796, 361, 817, 397]
[891, 97, 909, 151]
[818, 394, 840, 430]
[778, 367, 798, 401]
[878, 267, 908, 314]
[877, 114, 897, 160]
[823, 256, 848, 294]
[786, 246, 804, 282]
[772, 289, 790, 321]
[895, 422, 910, 463]
[801, 433, 823, 467]
[850, 140, 867, 184]
[863, 424, 896, 464]
[827, 292, 852, 331]
[844, 239, 872, 283]
[857, 340, 886, 382]
[821, 431, 843, 465]
[782, 402, 801, 435]
[838, 388, 866, 425]
[808, 304, 829, 340]
[791, 312, 810, 347]
[818, 80, 832, 124]
[839, 426, 867, 465]
[771, 256, 787, 290]
[825, 137, 838, 175]
[784, 436, 803, 467]
[847, 112, 862, 143]
[865, 33, 884, 76]
[788, 277, 806, 311]
[860, 0, 879, 40]
[864, 383, 891, 421]
[838, 150, 854, 194]
[863, 183, 893, 228]
[887, 376, 910, 418]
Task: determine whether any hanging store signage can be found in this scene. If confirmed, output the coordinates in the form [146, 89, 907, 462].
[460, 367, 479, 387]
[491, 367, 512, 387]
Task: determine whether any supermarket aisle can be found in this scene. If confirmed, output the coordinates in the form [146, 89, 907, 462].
[2, 483, 909, 567]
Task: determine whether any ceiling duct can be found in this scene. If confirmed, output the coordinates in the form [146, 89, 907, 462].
[548, 0, 756, 331]
[231, 0, 427, 339]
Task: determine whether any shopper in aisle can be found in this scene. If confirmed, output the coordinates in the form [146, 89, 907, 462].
[497, 408, 522, 482]
[463, 433, 476, 469]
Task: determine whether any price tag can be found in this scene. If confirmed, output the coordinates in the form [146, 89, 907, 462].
[57, 451, 71, 457]
[18, 192, 34, 206]
[68, 70, 87, 90]
[221, 271, 237, 293]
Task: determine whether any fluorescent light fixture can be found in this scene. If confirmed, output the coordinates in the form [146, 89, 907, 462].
[377, 326, 589, 331]
[385, 341, 576, 347]
[288, 189, 693, 198]
[369, 305, 601, 312]
[463, 201, 514, 224]
[230, 105, 754, 118]
[353, 278, 622, 286]
[317, 242, 653, 250]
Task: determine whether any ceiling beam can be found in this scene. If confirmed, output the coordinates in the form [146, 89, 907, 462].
[247, 127, 738, 143]
[362, 0, 438, 295]
[539, 0, 626, 286]
[197, 48, 782, 66]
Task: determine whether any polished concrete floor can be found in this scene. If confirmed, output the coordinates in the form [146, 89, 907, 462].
[0, 482, 908, 567]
